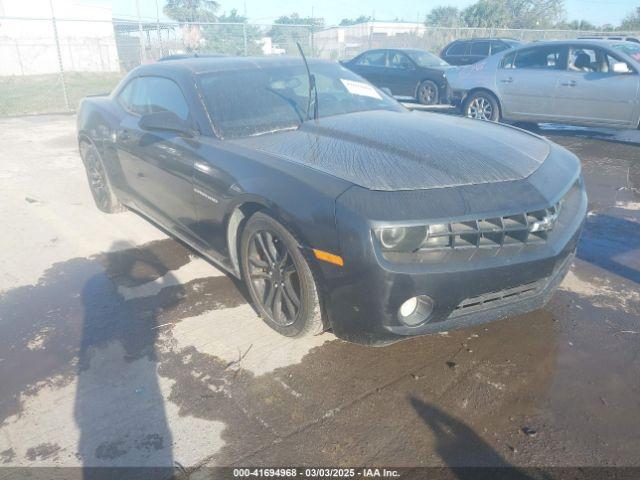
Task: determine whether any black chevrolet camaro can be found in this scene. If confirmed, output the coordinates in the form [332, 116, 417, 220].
[77, 56, 587, 345]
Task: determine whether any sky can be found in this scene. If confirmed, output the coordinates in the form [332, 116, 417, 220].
[102, 0, 636, 28]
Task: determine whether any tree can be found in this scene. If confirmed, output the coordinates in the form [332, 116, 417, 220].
[507, 0, 565, 28]
[163, 0, 220, 51]
[620, 7, 640, 30]
[268, 13, 325, 55]
[425, 6, 463, 27]
[339, 15, 372, 26]
[462, 0, 564, 29]
[163, 0, 219, 22]
[555, 19, 597, 30]
[202, 9, 262, 56]
[463, 0, 510, 28]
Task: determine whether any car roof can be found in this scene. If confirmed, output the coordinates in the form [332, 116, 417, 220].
[526, 39, 630, 47]
[135, 55, 332, 76]
[451, 38, 519, 42]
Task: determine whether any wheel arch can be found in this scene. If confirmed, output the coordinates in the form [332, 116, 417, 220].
[225, 199, 332, 331]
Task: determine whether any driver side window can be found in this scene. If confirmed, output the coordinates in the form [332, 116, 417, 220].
[118, 76, 190, 120]
[388, 52, 413, 69]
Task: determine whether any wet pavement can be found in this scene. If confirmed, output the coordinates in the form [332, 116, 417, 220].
[0, 115, 638, 476]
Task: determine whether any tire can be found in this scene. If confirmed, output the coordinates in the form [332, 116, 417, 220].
[240, 212, 323, 338]
[416, 80, 439, 105]
[80, 141, 125, 213]
[463, 91, 500, 122]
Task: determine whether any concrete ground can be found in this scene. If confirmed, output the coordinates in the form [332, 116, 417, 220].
[0, 114, 638, 476]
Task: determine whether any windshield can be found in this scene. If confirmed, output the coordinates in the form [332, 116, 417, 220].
[407, 51, 449, 67]
[612, 43, 640, 63]
[198, 62, 404, 139]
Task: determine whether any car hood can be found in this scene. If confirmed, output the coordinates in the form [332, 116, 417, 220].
[230, 110, 550, 191]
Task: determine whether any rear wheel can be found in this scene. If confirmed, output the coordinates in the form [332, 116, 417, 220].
[417, 80, 439, 105]
[240, 212, 323, 338]
[464, 91, 500, 122]
[80, 141, 125, 213]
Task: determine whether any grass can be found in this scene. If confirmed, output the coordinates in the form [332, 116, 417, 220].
[0, 72, 124, 116]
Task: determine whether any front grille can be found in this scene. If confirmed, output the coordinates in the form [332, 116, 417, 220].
[450, 278, 547, 317]
[420, 200, 562, 251]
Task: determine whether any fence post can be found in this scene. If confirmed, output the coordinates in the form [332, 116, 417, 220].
[243, 22, 248, 56]
[49, 0, 71, 111]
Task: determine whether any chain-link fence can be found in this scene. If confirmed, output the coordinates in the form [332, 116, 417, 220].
[1, 16, 638, 116]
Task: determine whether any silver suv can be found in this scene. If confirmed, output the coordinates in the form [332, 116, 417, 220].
[446, 40, 640, 129]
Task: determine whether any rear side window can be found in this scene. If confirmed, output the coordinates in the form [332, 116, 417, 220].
[491, 41, 510, 54]
[447, 42, 468, 56]
[356, 51, 387, 66]
[470, 41, 490, 56]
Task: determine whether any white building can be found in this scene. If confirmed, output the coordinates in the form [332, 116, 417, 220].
[0, 0, 120, 75]
[313, 21, 426, 60]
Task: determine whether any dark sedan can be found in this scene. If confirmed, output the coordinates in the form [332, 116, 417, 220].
[341, 48, 451, 104]
[77, 56, 587, 345]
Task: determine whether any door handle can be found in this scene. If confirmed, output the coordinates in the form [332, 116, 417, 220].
[500, 77, 513, 83]
[561, 80, 577, 87]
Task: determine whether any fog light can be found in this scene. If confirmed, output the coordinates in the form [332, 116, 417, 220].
[397, 295, 434, 327]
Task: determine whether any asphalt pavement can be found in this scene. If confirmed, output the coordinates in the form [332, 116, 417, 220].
[0, 113, 638, 477]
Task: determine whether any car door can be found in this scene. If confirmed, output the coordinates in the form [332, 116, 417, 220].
[553, 45, 639, 127]
[116, 75, 198, 233]
[496, 44, 567, 121]
[385, 50, 419, 96]
[347, 50, 388, 87]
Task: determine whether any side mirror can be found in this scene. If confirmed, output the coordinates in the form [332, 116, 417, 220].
[139, 111, 194, 137]
[612, 61, 631, 74]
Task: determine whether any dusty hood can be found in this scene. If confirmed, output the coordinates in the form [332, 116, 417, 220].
[231, 110, 550, 191]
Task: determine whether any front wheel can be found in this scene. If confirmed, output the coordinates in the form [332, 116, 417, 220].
[464, 91, 500, 121]
[240, 212, 323, 338]
[417, 80, 439, 105]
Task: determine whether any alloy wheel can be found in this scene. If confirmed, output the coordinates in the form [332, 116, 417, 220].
[418, 83, 437, 105]
[467, 96, 493, 120]
[85, 150, 110, 210]
[247, 230, 301, 327]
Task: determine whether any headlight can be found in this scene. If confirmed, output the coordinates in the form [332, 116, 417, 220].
[374, 226, 427, 252]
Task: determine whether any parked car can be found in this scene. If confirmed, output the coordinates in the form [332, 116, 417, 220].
[441, 38, 521, 65]
[578, 35, 640, 44]
[341, 48, 451, 104]
[446, 39, 640, 128]
[77, 56, 586, 345]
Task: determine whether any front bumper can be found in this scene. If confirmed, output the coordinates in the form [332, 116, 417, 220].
[319, 150, 587, 345]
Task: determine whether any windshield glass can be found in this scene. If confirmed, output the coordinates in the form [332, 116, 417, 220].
[407, 51, 449, 67]
[198, 62, 404, 139]
[612, 43, 640, 62]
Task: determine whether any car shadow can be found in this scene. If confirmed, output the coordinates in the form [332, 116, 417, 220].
[74, 241, 178, 479]
[409, 397, 540, 480]
[577, 213, 640, 284]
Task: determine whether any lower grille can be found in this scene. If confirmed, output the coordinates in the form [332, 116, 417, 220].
[450, 278, 547, 317]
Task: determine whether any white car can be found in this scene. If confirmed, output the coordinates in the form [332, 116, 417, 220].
[446, 39, 640, 129]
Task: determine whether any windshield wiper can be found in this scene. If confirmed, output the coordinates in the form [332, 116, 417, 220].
[296, 42, 318, 121]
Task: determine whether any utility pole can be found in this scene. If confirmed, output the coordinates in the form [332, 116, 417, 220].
[135, 0, 144, 64]
[155, 0, 163, 57]
[243, 1, 248, 56]
[49, 0, 70, 111]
